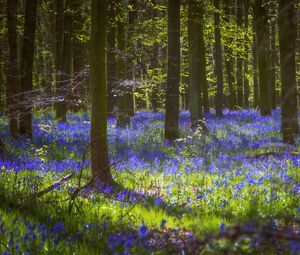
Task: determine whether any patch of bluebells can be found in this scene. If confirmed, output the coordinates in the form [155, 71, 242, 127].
[0, 109, 299, 253]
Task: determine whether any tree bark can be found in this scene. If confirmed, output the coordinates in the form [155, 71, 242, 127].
[19, 0, 38, 138]
[90, 0, 113, 183]
[270, 20, 277, 110]
[214, 0, 224, 117]
[188, 0, 206, 128]
[54, 0, 64, 121]
[107, 2, 117, 116]
[56, 0, 72, 122]
[6, 0, 19, 139]
[253, 0, 272, 116]
[127, 0, 136, 117]
[72, 0, 86, 111]
[278, 0, 299, 144]
[223, 0, 236, 110]
[252, 17, 259, 108]
[165, 0, 180, 139]
[116, 0, 130, 128]
[236, 0, 244, 108]
[243, 0, 250, 108]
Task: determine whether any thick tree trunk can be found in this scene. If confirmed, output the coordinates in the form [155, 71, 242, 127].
[19, 0, 37, 138]
[165, 0, 180, 139]
[90, 0, 113, 183]
[6, 0, 19, 139]
[236, 0, 244, 108]
[254, 0, 272, 116]
[214, 0, 224, 117]
[278, 0, 299, 144]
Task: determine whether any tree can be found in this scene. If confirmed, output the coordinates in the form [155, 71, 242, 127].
[243, 0, 250, 108]
[116, 0, 130, 128]
[253, 0, 272, 116]
[19, 0, 38, 138]
[270, 9, 277, 110]
[188, 0, 207, 128]
[165, 0, 180, 139]
[72, 0, 87, 111]
[252, 17, 260, 108]
[90, 0, 113, 183]
[54, 0, 64, 120]
[127, 0, 137, 117]
[236, 0, 244, 108]
[223, 0, 236, 110]
[107, 2, 118, 116]
[56, 0, 72, 122]
[278, 0, 299, 144]
[6, 0, 19, 139]
[214, 0, 224, 117]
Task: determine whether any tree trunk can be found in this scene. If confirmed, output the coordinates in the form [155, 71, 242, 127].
[236, 0, 244, 108]
[165, 0, 180, 139]
[188, 0, 205, 128]
[254, 0, 272, 116]
[127, 0, 136, 117]
[19, 0, 37, 138]
[116, 0, 130, 128]
[90, 0, 113, 183]
[72, 0, 86, 111]
[243, 0, 249, 108]
[278, 0, 299, 144]
[107, 2, 117, 116]
[252, 17, 259, 108]
[54, 0, 64, 120]
[214, 0, 224, 117]
[6, 0, 19, 139]
[224, 0, 236, 110]
[270, 20, 277, 109]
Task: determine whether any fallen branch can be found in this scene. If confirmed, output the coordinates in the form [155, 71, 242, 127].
[34, 173, 74, 198]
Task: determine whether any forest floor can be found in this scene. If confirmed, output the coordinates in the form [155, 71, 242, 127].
[0, 109, 299, 254]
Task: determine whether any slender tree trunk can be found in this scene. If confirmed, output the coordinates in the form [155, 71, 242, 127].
[19, 0, 37, 138]
[116, 0, 130, 128]
[243, 0, 249, 108]
[270, 20, 277, 109]
[254, 0, 272, 116]
[54, 0, 64, 119]
[72, 0, 86, 111]
[278, 0, 298, 144]
[165, 0, 180, 139]
[127, 0, 136, 117]
[188, 0, 206, 128]
[107, 2, 117, 116]
[6, 0, 19, 139]
[224, 0, 236, 110]
[199, 3, 209, 114]
[236, 0, 244, 108]
[214, 0, 224, 117]
[252, 17, 259, 108]
[90, 0, 113, 184]
[56, 0, 72, 122]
